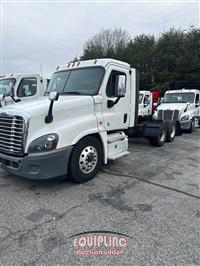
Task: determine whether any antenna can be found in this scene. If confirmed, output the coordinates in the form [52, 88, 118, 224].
[40, 64, 43, 77]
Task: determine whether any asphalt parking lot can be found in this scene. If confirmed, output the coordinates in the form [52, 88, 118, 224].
[0, 130, 200, 266]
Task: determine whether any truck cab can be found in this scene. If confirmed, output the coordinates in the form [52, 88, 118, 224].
[0, 59, 175, 183]
[0, 73, 50, 107]
[154, 89, 200, 133]
[138, 91, 160, 122]
[138, 91, 152, 120]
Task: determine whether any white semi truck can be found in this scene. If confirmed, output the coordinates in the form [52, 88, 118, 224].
[154, 89, 200, 133]
[0, 73, 50, 107]
[0, 59, 177, 183]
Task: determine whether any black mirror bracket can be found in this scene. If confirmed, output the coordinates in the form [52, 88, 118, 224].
[45, 100, 54, 124]
[11, 95, 21, 103]
[107, 96, 121, 108]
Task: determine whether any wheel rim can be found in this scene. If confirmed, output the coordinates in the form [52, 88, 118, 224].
[171, 125, 176, 138]
[160, 128, 166, 142]
[79, 146, 98, 174]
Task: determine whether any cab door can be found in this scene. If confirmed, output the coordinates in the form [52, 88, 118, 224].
[102, 65, 130, 131]
[143, 93, 151, 116]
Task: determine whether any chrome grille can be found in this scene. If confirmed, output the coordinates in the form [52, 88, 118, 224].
[158, 110, 180, 121]
[0, 115, 25, 154]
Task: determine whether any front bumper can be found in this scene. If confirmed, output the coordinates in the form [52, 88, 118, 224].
[0, 146, 73, 180]
[180, 120, 192, 130]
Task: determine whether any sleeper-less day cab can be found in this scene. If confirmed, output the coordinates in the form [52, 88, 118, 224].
[138, 91, 160, 122]
[0, 73, 50, 107]
[154, 89, 200, 133]
[0, 59, 176, 183]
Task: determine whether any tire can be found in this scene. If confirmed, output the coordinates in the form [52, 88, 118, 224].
[188, 118, 195, 133]
[148, 124, 167, 147]
[166, 120, 176, 142]
[69, 136, 103, 183]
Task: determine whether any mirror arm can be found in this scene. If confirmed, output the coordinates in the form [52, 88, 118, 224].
[45, 100, 54, 124]
[107, 97, 121, 108]
[11, 95, 21, 103]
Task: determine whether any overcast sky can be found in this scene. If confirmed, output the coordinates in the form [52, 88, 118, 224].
[1, 0, 199, 75]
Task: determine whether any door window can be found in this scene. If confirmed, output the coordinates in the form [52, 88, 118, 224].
[17, 78, 37, 97]
[106, 70, 126, 98]
[144, 95, 150, 105]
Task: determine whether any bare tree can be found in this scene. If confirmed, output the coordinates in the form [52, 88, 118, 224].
[82, 28, 130, 59]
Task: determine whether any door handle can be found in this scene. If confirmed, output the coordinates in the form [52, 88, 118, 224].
[124, 113, 127, 123]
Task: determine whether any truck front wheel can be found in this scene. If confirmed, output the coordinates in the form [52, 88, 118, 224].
[166, 121, 176, 142]
[148, 124, 167, 147]
[188, 118, 195, 133]
[69, 136, 103, 183]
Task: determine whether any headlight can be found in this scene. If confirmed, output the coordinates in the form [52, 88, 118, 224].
[180, 115, 189, 121]
[28, 134, 58, 153]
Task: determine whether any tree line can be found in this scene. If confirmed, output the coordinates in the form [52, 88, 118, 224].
[75, 27, 200, 94]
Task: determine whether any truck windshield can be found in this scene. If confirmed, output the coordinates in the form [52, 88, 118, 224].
[164, 93, 195, 103]
[46, 67, 105, 96]
[139, 94, 143, 104]
[0, 78, 16, 95]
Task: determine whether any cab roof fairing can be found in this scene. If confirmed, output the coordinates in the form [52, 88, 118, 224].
[165, 89, 199, 94]
[56, 58, 131, 72]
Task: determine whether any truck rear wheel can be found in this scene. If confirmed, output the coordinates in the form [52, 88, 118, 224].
[166, 121, 176, 142]
[148, 124, 167, 147]
[69, 136, 103, 183]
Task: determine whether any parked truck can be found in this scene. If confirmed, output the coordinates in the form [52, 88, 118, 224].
[0, 73, 50, 107]
[138, 91, 160, 122]
[0, 59, 177, 183]
[154, 89, 200, 133]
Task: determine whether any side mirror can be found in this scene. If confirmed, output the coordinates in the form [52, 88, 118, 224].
[48, 91, 59, 101]
[115, 75, 126, 97]
[10, 86, 14, 97]
[0, 94, 5, 107]
[195, 102, 200, 107]
[0, 94, 4, 101]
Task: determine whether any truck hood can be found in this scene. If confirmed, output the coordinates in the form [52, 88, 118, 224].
[157, 103, 187, 113]
[1, 96, 93, 117]
[0, 95, 96, 151]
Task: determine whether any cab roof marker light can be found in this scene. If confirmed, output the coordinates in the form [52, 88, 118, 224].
[94, 59, 97, 64]
[72, 62, 75, 67]
[77, 61, 80, 66]
[67, 63, 71, 68]
[56, 66, 59, 70]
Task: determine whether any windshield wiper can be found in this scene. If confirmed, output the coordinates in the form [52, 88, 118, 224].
[62, 91, 86, 95]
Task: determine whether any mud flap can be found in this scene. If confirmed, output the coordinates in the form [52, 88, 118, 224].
[143, 120, 164, 138]
[175, 121, 182, 136]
